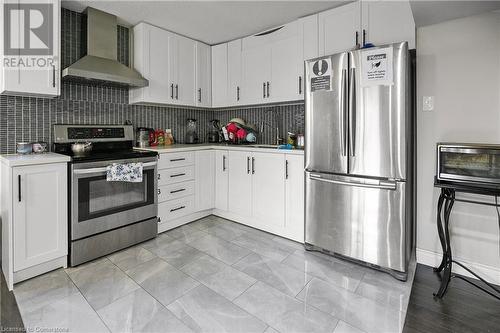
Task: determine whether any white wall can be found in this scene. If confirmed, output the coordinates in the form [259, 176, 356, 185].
[417, 11, 500, 282]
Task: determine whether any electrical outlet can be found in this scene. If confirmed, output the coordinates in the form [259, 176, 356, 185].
[423, 96, 434, 112]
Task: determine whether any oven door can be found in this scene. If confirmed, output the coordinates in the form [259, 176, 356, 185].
[71, 157, 158, 240]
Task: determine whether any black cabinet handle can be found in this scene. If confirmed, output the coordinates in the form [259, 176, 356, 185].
[266, 82, 270, 98]
[170, 173, 186, 178]
[222, 155, 226, 171]
[18, 175, 21, 202]
[170, 188, 186, 194]
[198, 88, 202, 102]
[362, 29, 366, 46]
[170, 206, 186, 212]
[285, 160, 289, 179]
[252, 157, 255, 174]
[158, 173, 161, 180]
[237, 86, 240, 101]
[263, 83, 266, 98]
[355, 31, 359, 46]
[175, 84, 179, 100]
[299, 76, 302, 95]
[170, 84, 174, 99]
[170, 158, 185, 162]
[158, 189, 161, 195]
[52, 65, 56, 88]
[158, 217, 162, 223]
[247, 156, 250, 174]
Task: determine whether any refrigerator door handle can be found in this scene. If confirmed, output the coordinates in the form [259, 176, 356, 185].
[348, 66, 356, 157]
[309, 174, 397, 190]
[340, 68, 348, 156]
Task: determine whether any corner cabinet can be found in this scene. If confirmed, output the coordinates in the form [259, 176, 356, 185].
[211, 43, 228, 108]
[0, 0, 61, 97]
[196, 42, 212, 107]
[1, 160, 68, 290]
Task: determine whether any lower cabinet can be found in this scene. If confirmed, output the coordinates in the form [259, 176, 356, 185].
[195, 150, 215, 211]
[228, 151, 252, 217]
[284, 155, 304, 242]
[214, 150, 229, 210]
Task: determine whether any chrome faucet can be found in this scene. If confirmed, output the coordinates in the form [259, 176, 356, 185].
[260, 121, 283, 145]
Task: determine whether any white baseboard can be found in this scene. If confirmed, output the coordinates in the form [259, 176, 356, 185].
[416, 248, 500, 285]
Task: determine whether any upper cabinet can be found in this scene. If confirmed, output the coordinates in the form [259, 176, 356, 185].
[227, 39, 243, 106]
[319, 0, 415, 56]
[211, 43, 228, 108]
[130, 22, 205, 107]
[0, 0, 61, 97]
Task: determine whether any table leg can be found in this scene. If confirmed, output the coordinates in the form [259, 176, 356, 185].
[434, 189, 447, 273]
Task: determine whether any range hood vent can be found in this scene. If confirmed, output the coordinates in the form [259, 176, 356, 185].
[62, 7, 148, 88]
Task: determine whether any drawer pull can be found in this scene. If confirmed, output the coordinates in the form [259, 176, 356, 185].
[158, 217, 162, 223]
[157, 189, 161, 195]
[170, 188, 186, 194]
[170, 206, 186, 212]
[158, 173, 161, 180]
[170, 158, 186, 162]
[170, 173, 186, 178]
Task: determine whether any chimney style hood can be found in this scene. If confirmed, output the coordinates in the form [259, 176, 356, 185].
[62, 7, 148, 87]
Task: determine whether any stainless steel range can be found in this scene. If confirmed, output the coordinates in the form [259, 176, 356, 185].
[53, 124, 158, 266]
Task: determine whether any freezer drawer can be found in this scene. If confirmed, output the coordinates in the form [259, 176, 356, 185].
[305, 172, 407, 273]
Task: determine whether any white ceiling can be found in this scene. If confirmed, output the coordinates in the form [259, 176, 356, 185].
[61, 0, 349, 45]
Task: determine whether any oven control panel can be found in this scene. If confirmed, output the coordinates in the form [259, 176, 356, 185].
[68, 127, 125, 140]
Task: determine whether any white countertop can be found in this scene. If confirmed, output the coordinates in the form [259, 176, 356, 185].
[135, 143, 305, 155]
[0, 152, 71, 167]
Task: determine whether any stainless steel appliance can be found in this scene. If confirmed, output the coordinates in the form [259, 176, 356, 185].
[53, 124, 158, 266]
[437, 143, 500, 186]
[305, 42, 414, 280]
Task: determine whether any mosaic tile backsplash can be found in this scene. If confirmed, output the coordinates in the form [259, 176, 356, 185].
[0, 8, 305, 154]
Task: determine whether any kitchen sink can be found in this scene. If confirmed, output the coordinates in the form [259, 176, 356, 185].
[249, 144, 279, 149]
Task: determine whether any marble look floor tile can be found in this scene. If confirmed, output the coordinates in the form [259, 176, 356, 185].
[281, 251, 364, 292]
[270, 236, 305, 251]
[140, 233, 176, 252]
[297, 278, 405, 333]
[333, 320, 367, 333]
[166, 224, 208, 243]
[188, 234, 250, 265]
[107, 246, 157, 271]
[264, 326, 280, 333]
[182, 254, 256, 300]
[126, 258, 199, 306]
[64, 257, 110, 275]
[204, 223, 247, 241]
[231, 233, 297, 262]
[97, 288, 193, 333]
[188, 216, 226, 230]
[233, 252, 312, 297]
[157, 243, 205, 269]
[167, 285, 267, 333]
[21, 292, 109, 332]
[234, 281, 338, 333]
[14, 269, 79, 314]
[68, 260, 140, 310]
[145, 238, 191, 257]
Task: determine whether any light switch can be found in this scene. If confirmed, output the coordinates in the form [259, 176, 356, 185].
[423, 96, 434, 112]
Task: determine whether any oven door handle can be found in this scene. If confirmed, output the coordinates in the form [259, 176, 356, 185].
[73, 161, 157, 174]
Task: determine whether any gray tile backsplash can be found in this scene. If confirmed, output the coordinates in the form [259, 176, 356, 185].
[0, 8, 304, 154]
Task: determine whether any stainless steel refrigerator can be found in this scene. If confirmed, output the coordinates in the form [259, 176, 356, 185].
[304, 41, 414, 281]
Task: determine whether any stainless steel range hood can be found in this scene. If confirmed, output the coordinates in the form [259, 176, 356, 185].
[62, 7, 148, 87]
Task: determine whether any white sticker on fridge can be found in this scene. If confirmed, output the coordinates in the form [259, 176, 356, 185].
[310, 58, 332, 92]
[361, 47, 393, 86]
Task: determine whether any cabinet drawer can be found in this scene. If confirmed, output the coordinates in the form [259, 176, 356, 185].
[158, 196, 195, 222]
[158, 165, 195, 185]
[158, 181, 195, 202]
[158, 152, 194, 169]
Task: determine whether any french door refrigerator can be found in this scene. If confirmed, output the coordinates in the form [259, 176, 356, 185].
[304, 41, 413, 281]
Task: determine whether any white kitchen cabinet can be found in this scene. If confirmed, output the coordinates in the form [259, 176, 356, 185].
[0, 0, 61, 97]
[361, 0, 415, 49]
[130, 23, 172, 104]
[241, 41, 271, 105]
[195, 150, 215, 211]
[214, 150, 229, 211]
[211, 43, 228, 107]
[319, 1, 361, 56]
[169, 35, 196, 105]
[228, 150, 252, 217]
[227, 39, 243, 105]
[251, 152, 285, 230]
[297, 14, 319, 98]
[196, 42, 212, 107]
[285, 154, 304, 242]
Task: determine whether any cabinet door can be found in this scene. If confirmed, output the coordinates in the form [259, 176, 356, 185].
[195, 150, 215, 211]
[242, 42, 271, 105]
[228, 151, 252, 217]
[171, 35, 196, 106]
[214, 150, 229, 211]
[361, 0, 415, 49]
[227, 39, 242, 105]
[13, 163, 67, 271]
[285, 155, 304, 242]
[251, 152, 285, 229]
[211, 43, 228, 107]
[319, 1, 361, 56]
[2, 0, 60, 96]
[196, 42, 212, 107]
[297, 14, 318, 98]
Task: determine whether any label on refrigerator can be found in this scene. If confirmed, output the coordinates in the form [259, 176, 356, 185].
[361, 47, 393, 86]
[310, 58, 332, 92]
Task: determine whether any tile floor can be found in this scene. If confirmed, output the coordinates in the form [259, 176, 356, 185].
[13, 216, 415, 333]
